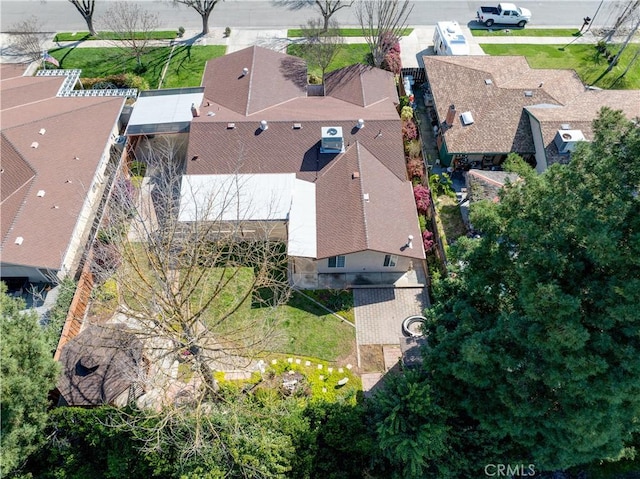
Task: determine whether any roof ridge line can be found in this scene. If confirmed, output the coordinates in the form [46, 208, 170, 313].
[355, 142, 370, 249]
[245, 46, 257, 116]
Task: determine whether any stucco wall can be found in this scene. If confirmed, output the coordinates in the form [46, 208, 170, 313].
[316, 250, 415, 274]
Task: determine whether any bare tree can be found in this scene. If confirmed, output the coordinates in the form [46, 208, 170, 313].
[7, 16, 46, 62]
[602, 0, 640, 43]
[68, 0, 97, 36]
[174, 0, 220, 36]
[90, 135, 290, 416]
[278, 0, 352, 33]
[355, 0, 413, 68]
[298, 18, 344, 84]
[100, 2, 159, 70]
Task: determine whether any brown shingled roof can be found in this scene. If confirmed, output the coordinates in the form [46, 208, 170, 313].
[422, 56, 584, 155]
[57, 324, 144, 406]
[325, 64, 399, 107]
[187, 47, 423, 261]
[200, 45, 307, 116]
[1, 74, 125, 272]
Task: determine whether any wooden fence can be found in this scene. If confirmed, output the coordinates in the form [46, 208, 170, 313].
[53, 259, 94, 361]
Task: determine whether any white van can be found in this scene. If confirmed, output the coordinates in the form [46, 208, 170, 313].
[433, 21, 470, 56]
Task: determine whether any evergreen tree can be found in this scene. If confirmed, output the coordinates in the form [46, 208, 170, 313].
[0, 283, 59, 476]
[426, 107, 640, 471]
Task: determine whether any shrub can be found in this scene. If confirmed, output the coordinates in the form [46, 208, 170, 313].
[308, 73, 322, 84]
[130, 160, 146, 177]
[418, 215, 427, 232]
[429, 173, 455, 198]
[422, 230, 435, 253]
[380, 31, 401, 54]
[382, 50, 402, 74]
[79, 73, 149, 90]
[400, 106, 414, 121]
[177, 26, 185, 37]
[414, 184, 432, 214]
[224, 26, 231, 37]
[404, 139, 422, 159]
[407, 157, 424, 181]
[402, 119, 418, 141]
[399, 95, 409, 109]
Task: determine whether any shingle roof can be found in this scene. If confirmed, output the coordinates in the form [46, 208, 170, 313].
[187, 46, 423, 260]
[201, 45, 307, 116]
[324, 64, 399, 107]
[525, 89, 640, 166]
[1, 74, 125, 272]
[423, 56, 585, 154]
[466, 169, 520, 203]
[57, 324, 144, 406]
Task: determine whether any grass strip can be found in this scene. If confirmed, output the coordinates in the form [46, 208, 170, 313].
[288, 27, 413, 37]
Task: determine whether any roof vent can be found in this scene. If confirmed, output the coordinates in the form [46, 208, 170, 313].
[561, 123, 571, 130]
[363, 193, 370, 202]
[39, 128, 46, 135]
[207, 111, 215, 116]
[65, 179, 73, 183]
[293, 123, 302, 129]
[484, 79, 493, 85]
[320, 126, 344, 153]
[227, 123, 236, 129]
[15, 236, 24, 246]
[460, 111, 474, 126]
[191, 103, 200, 118]
[37, 190, 45, 197]
[260, 120, 268, 131]
[356, 119, 365, 129]
[73, 156, 80, 160]
[407, 234, 414, 249]
[352, 171, 360, 179]
[524, 91, 533, 97]
[31, 142, 39, 148]
[242, 67, 249, 76]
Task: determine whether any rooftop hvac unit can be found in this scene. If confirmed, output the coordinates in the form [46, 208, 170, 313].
[320, 126, 344, 153]
[554, 129, 586, 154]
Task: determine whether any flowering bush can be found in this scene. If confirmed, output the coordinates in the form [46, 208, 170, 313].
[380, 31, 401, 54]
[422, 230, 435, 252]
[407, 157, 424, 180]
[402, 119, 418, 141]
[413, 184, 432, 214]
[382, 50, 402, 74]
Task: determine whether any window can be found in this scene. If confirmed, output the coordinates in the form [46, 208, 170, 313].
[328, 255, 345, 268]
[383, 254, 398, 267]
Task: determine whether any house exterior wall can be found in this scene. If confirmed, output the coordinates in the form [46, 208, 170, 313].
[0, 263, 52, 282]
[58, 122, 120, 281]
[316, 250, 414, 274]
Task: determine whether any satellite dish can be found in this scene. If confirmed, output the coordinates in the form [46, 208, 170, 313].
[327, 128, 338, 136]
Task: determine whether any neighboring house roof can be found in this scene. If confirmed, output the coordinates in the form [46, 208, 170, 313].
[466, 169, 520, 203]
[1, 69, 125, 272]
[186, 46, 423, 260]
[422, 56, 585, 155]
[525, 89, 640, 167]
[57, 324, 144, 406]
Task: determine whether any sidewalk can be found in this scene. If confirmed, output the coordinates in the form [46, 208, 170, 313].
[3, 26, 635, 67]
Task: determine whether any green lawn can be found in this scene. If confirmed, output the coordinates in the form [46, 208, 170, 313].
[482, 43, 640, 89]
[54, 30, 179, 42]
[288, 27, 413, 37]
[435, 196, 468, 245]
[287, 43, 370, 79]
[48, 45, 225, 89]
[471, 28, 580, 37]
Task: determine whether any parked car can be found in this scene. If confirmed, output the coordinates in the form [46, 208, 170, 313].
[476, 2, 532, 27]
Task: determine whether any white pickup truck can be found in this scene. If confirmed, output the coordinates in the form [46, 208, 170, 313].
[476, 2, 532, 27]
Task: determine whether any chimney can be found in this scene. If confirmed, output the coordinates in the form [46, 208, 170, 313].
[191, 103, 200, 117]
[445, 104, 456, 127]
[260, 120, 268, 131]
[356, 119, 365, 129]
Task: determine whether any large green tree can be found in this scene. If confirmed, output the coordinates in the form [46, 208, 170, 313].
[0, 283, 59, 476]
[425, 107, 640, 472]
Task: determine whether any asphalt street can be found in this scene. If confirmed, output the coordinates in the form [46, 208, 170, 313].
[0, 0, 624, 32]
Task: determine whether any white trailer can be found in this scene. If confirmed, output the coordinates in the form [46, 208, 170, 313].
[433, 21, 470, 56]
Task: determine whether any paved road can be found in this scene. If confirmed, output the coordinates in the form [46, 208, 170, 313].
[0, 0, 626, 32]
